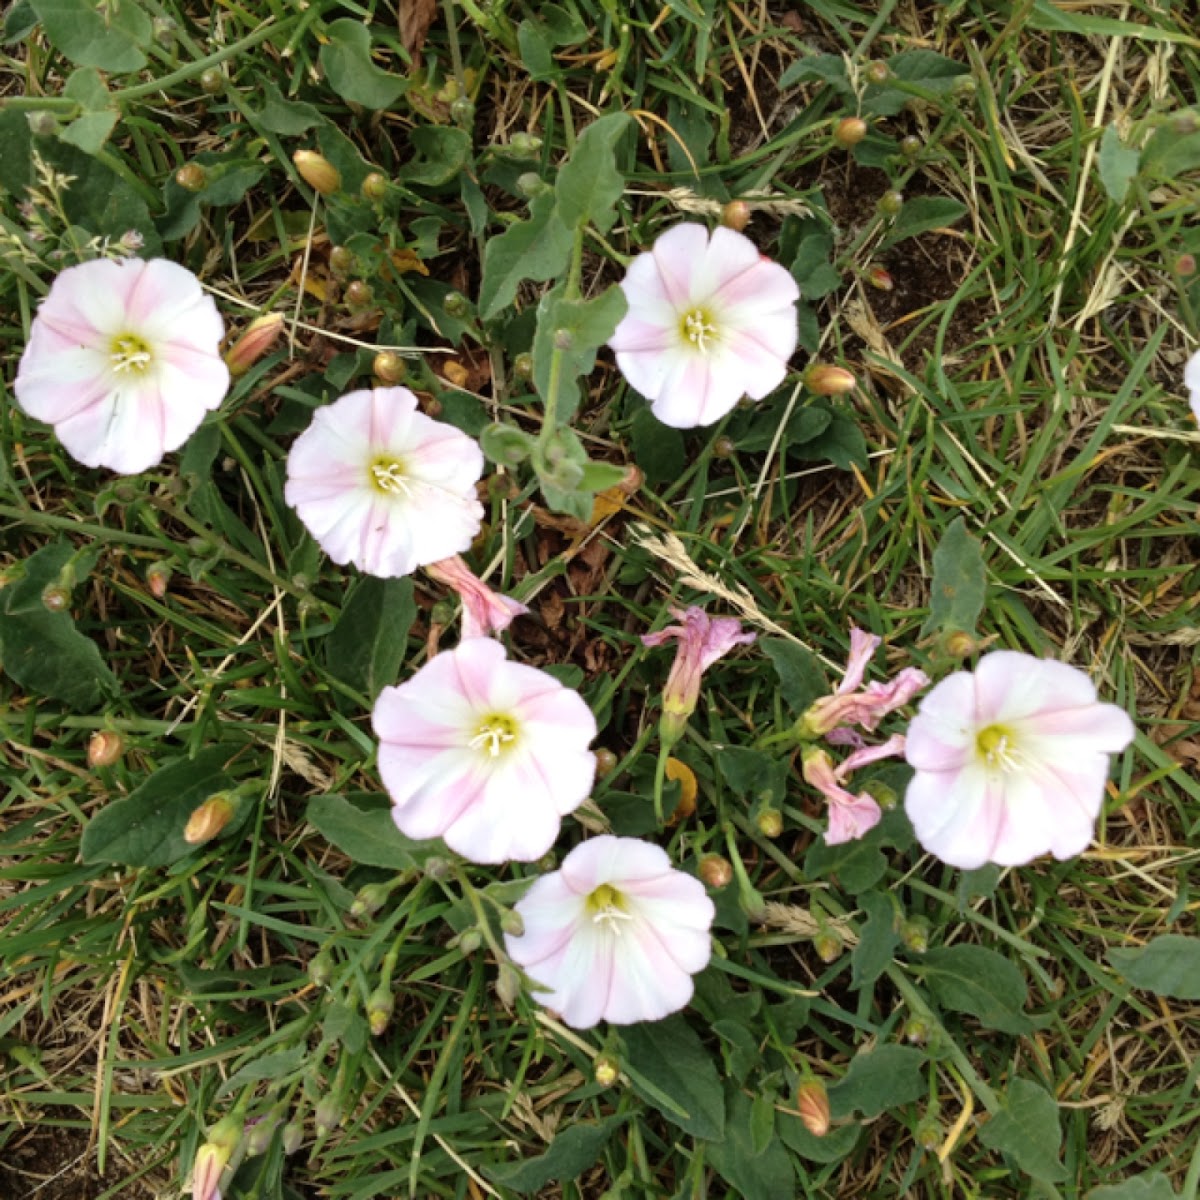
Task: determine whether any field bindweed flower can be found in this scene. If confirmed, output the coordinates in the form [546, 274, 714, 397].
[802, 744, 893, 845]
[285, 387, 484, 578]
[904, 650, 1136, 869]
[14, 257, 229, 474]
[424, 555, 529, 638]
[372, 638, 597, 863]
[799, 627, 928, 743]
[505, 835, 715, 1028]
[642, 606, 756, 744]
[608, 222, 800, 428]
[1185, 349, 1200, 422]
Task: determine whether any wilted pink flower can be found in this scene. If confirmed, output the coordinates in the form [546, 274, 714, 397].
[802, 746, 883, 845]
[14, 257, 229, 474]
[285, 387, 484, 578]
[642, 606, 756, 743]
[505, 835, 715, 1028]
[800, 627, 928, 742]
[608, 223, 799, 428]
[190, 1144, 224, 1200]
[1185, 350, 1200, 422]
[372, 638, 597, 863]
[905, 651, 1135, 869]
[424, 555, 528, 638]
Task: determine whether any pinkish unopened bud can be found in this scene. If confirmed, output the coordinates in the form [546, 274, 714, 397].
[865, 61, 891, 85]
[88, 730, 123, 769]
[833, 117, 868, 148]
[373, 351, 407, 384]
[293, 149, 341, 196]
[805, 364, 857, 396]
[699, 854, 733, 889]
[147, 561, 171, 599]
[865, 265, 894, 291]
[721, 200, 751, 231]
[796, 1079, 831, 1137]
[225, 313, 284, 376]
[1175, 253, 1197, 277]
[184, 795, 235, 845]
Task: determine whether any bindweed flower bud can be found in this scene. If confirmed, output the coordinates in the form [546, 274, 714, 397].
[804, 364, 857, 396]
[344, 281, 374, 311]
[865, 265, 894, 291]
[900, 135, 922, 159]
[308, 950, 333, 988]
[1175, 253, 1196, 277]
[443, 291, 469, 318]
[225, 313, 283, 376]
[834, 116, 868, 148]
[517, 171, 552, 199]
[495, 962, 521, 1008]
[367, 984, 394, 1036]
[152, 16, 177, 48]
[713, 435, 736, 459]
[905, 1015, 931, 1044]
[328, 245, 354, 278]
[865, 60, 891, 85]
[594, 1055, 620, 1087]
[313, 1095, 342, 1137]
[199, 68, 224, 95]
[423, 856, 451, 879]
[88, 730, 123, 769]
[450, 96, 475, 126]
[699, 854, 733, 889]
[175, 163, 207, 192]
[245, 1115, 278, 1157]
[813, 930, 843, 963]
[27, 111, 58, 138]
[191, 1111, 243, 1200]
[916, 1114, 942, 1150]
[456, 928, 483, 955]
[594, 748, 618, 777]
[281, 1120, 304, 1155]
[756, 808, 783, 838]
[184, 794, 235, 845]
[508, 131, 542, 159]
[293, 149, 341, 196]
[373, 351, 407, 384]
[500, 909, 525, 937]
[512, 352, 534, 380]
[878, 190, 904, 217]
[796, 1079, 831, 1137]
[41, 585, 69, 612]
[350, 882, 391, 919]
[951, 74, 977, 101]
[147, 561, 171, 599]
[721, 200, 751, 231]
[361, 172, 388, 202]
[900, 916, 930, 954]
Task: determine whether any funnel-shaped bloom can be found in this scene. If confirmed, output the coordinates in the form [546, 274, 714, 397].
[506, 835, 715, 1028]
[904, 651, 1135, 868]
[802, 746, 884, 845]
[608, 223, 799, 428]
[424, 555, 528, 638]
[642, 606, 756, 743]
[14, 257, 229, 474]
[285, 387, 484, 578]
[372, 638, 597, 863]
[1185, 350, 1200, 422]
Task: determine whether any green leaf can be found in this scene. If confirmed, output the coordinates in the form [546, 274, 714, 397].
[3, 0, 38, 42]
[531, 283, 628, 424]
[478, 192, 573, 321]
[397, 126, 472, 187]
[619, 1017, 725, 1140]
[305, 793, 436, 871]
[59, 64, 119, 154]
[555, 112, 632, 233]
[318, 20, 406, 110]
[1097, 125, 1141, 204]
[486, 1117, 623, 1194]
[708, 1093, 796, 1200]
[779, 52, 852, 94]
[918, 944, 1037, 1034]
[1108, 935, 1200, 1000]
[628, 406, 684, 487]
[850, 890, 900, 990]
[323, 576, 415, 702]
[881, 197, 969, 248]
[921, 515, 986, 637]
[252, 82, 322, 135]
[790, 231, 841, 299]
[1141, 124, 1200, 181]
[218, 1044, 307, 1097]
[0, 542, 118, 711]
[1028, 0, 1199, 43]
[58, 110, 118, 155]
[480, 422, 537, 467]
[789, 404, 867, 471]
[804, 807, 913, 893]
[80, 748, 240, 867]
[159, 153, 267, 240]
[778, 1115, 860, 1164]
[828, 1044, 926, 1119]
[28, 0, 150, 72]
[759, 638, 827, 712]
[576, 460, 629, 492]
[515, 4, 587, 81]
[323, 1000, 367, 1054]
[718, 748, 789, 807]
[978, 1078, 1067, 1182]
[1088, 1173, 1180, 1200]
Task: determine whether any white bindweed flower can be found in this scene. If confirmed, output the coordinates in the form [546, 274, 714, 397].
[904, 651, 1135, 869]
[608, 223, 799, 428]
[285, 387, 484, 578]
[505, 835, 715, 1028]
[372, 638, 597, 863]
[1185, 349, 1200, 422]
[14, 257, 229, 474]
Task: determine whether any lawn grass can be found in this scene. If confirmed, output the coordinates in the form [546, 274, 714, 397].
[2, 0, 1199, 1198]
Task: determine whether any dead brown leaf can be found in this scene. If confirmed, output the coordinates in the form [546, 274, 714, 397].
[399, 0, 438, 59]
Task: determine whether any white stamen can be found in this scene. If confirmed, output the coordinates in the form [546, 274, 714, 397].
[592, 906, 635, 935]
[468, 724, 515, 758]
[684, 311, 718, 353]
[371, 462, 412, 495]
[111, 340, 152, 374]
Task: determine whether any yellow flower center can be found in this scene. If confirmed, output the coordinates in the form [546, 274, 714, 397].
[369, 456, 411, 496]
[681, 308, 718, 353]
[109, 332, 154, 375]
[976, 724, 1019, 772]
[468, 713, 519, 758]
[586, 883, 634, 933]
